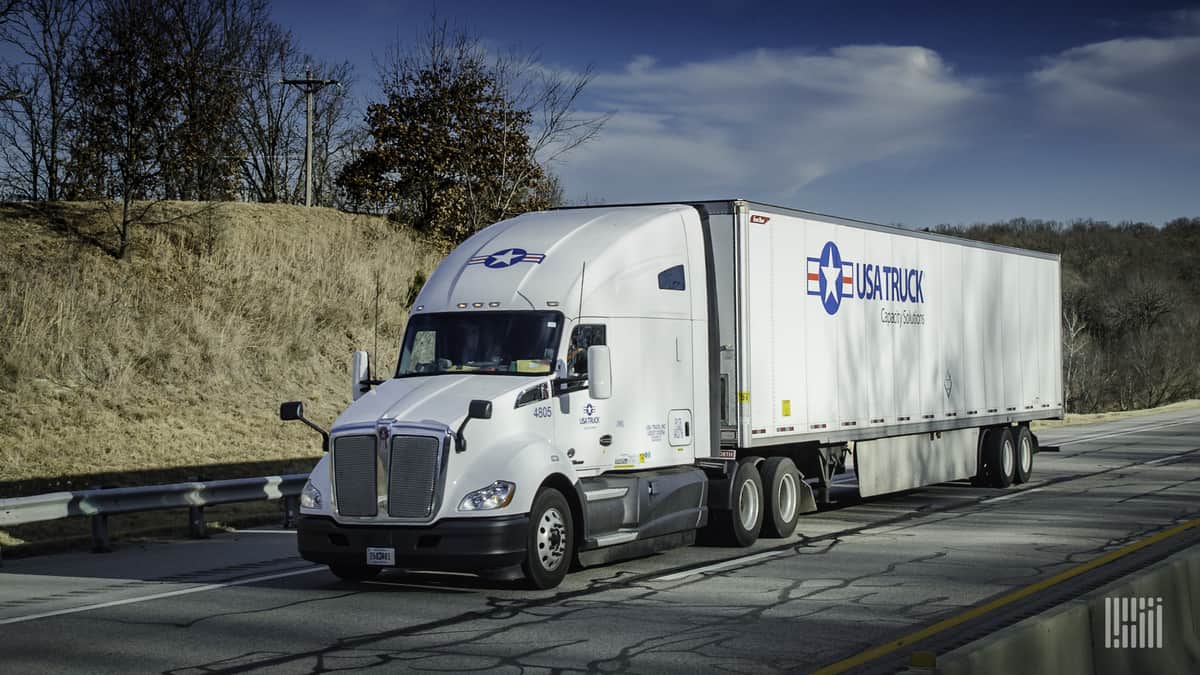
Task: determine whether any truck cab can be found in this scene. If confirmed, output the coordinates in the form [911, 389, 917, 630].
[292, 205, 719, 588]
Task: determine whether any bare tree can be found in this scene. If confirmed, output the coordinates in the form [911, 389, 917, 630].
[237, 21, 304, 203]
[308, 59, 357, 207]
[158, 0, 264, 201]
[65, 0, 177, 257]
[0, 0, 87, 200]
[0, 0, 20, 25]
[0, 63, 45, 199]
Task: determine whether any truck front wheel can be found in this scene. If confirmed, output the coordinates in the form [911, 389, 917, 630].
[522, 487, 573, 589]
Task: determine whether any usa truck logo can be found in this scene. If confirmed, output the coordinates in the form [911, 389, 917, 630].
[468, 248, 546, 269]
[807, 241, 926, 316]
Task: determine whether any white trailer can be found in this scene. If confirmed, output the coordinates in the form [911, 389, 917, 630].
[284, 200, 1062, 588]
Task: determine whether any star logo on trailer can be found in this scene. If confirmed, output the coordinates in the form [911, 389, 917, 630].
[806, 241, 853, 315]
[467, 247, 546, 269]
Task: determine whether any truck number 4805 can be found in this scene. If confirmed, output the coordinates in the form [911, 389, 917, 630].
[533, 406, 552, 418]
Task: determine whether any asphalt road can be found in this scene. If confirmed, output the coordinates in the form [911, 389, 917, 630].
[2, 409, 1198, 674]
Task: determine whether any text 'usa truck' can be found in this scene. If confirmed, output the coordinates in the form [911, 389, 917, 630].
[282, 199, 1063, 588]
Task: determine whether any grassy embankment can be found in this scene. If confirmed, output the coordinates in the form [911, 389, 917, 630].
[0, 201, 440, 549]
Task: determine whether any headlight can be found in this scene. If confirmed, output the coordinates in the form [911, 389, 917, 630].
[458, 481, 515, 511]
[300, 480, 322, 509]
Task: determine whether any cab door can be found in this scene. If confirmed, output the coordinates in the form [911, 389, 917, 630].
[554, 322, 610, 470]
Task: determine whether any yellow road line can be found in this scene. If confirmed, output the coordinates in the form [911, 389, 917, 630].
[810, 517, 1200, 675]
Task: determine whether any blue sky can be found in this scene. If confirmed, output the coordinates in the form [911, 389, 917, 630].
[275, 1, 1199, 226]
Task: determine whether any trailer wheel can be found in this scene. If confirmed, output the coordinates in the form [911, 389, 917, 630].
[760, 457, 801, 538]
[1013, 425, 1034, 484]
[982, 427, 1016, 488]
[329, 564, 381, 581]
[522, 487, 573, 589]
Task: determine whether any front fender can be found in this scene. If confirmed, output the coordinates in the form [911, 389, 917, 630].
[299, 454, 333, 516]
[441, 434, 577, 518]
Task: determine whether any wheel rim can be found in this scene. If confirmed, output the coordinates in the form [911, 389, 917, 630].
[777, 472, 798, 523]
[537, 506, 568, 572]
[738, 477, 760, 531]
[1002, 437, 1015, 477]
[1020, 435, 1033, 475]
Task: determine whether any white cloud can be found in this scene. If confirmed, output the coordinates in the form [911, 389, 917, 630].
[551, 46, 985, 203]
[1031, 33, 1200, 143]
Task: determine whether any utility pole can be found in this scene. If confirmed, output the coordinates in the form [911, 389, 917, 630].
[281, 68, 339, 207]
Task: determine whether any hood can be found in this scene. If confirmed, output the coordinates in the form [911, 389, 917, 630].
[331, 375, 537, 432]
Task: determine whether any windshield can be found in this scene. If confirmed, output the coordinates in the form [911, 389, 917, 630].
[396, 311, 564, 377]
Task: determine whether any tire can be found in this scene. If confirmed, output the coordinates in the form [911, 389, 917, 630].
[329, 564, 381, 581]
[760, 457, 801, 538]
[522, 487, 573, 589]
[1013, 425, 1034, 484]
[708, 459, 764, 547]
[982, 427, 1016, 488]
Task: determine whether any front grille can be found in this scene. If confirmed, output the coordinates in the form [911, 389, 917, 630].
[388, 434, 441, 518]
[333, 435, 377, 517]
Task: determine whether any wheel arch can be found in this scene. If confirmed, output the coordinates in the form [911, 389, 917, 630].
[539, 473, 585, 550]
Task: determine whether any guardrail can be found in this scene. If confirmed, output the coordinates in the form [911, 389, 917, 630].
[0, 474, 308, 560]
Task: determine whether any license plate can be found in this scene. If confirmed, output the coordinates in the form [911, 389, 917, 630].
[366, 547, 395, 566]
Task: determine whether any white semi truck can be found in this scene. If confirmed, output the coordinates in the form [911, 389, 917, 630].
[283, 200, 1063, 588]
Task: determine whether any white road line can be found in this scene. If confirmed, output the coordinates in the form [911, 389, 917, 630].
[231, 529, 298, 535]
[0, 566, 324, 626]
[983, 487, 1045, 503]
[1146, 453, 1191, 466]
[652, 550, 788, 582]
[1056, 417, 1198, 447]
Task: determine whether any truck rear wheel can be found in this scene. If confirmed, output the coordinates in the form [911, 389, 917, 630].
[708, 459, 764, 547]
[982, 427, 1017, 488]
[522, 487, 573, 589]
[1013, 425, 1034, 484]
[760, 457, 800, 538]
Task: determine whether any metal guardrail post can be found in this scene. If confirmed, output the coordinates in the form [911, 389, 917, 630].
[91, 514, 111, 553]
[282, 495, 299, 529]
[187, 506, 207, 539]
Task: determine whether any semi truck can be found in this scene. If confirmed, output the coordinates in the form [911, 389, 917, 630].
[283, 200, 1063, 588]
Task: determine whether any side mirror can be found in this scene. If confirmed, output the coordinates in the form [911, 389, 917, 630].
[587, 345, 612, 400]
[278, 399, 329, 452]
[351, 350, 369, 401]
[468, 399, 493, 420]
[456, 399, 493, 453]
[280, 401, 304, 421]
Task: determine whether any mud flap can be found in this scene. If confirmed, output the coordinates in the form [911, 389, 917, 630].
[798, 477, 818, 515]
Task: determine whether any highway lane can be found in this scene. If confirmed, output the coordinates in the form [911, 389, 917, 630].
[1, 409, 1197, 673]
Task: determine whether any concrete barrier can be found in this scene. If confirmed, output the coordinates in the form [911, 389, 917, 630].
[907, 544, 1199, 674]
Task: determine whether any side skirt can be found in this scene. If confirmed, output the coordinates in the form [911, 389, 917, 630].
[577, 529, 698, 568]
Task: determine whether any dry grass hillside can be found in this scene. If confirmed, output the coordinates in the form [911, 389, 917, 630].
[0, 201, 441, 494]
